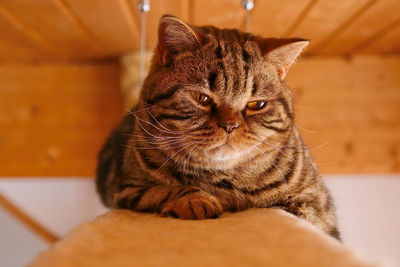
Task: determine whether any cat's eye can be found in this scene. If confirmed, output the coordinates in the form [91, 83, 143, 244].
[191, 91, 212, 106]
[246, 100, 266, 111]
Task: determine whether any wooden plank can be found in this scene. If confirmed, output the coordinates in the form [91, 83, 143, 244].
[286, 56, 400, 173]
[62, 0, 140, 56]
[0, 39, 35, 61]
[128, 0, 188, 50]
[250, 0, 313, 37]
[191, 0, 244, 30]
[283, 0, 317, 37]
[0, 62, 123, 177]
[318, 0, 400, 54]
[180, 0, 190, 22]
[287, 0, 371, 53]
[0, 193, 58, 243]
[0, 0, 102, 59]
[52, 0, 103, 54]
[0, 3, 54, 61]
[358, 19, 400, 54]
[0, 56, 399, 176]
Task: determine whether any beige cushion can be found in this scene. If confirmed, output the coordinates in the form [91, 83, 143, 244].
[29, 209, 378, 267]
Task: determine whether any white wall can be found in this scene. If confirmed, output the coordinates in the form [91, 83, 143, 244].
[325, 176, 400, 266]
[0, 206, 48, 267]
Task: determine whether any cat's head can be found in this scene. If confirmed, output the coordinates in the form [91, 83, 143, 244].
[137, 15, 308, 169]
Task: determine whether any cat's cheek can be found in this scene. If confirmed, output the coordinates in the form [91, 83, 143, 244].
[248, 122, 278, 138]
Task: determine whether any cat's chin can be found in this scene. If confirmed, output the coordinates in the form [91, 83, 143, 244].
[205, 144, 243, 162]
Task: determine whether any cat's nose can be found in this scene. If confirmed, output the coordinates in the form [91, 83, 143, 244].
[218, 122, 239, 134]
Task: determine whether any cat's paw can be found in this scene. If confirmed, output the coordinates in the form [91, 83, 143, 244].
[161, 188, 223, 220]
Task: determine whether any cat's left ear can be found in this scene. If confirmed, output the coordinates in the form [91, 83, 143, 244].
[259, 39, 309, 81]
[157, 15, 201, 65]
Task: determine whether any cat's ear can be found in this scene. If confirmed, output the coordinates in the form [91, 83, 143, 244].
[257, 38, 309, 81]
[158, 15, 201, 65]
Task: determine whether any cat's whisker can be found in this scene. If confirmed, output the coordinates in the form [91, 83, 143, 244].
[253, 139, 293, 158]
[183, 141, 208, 177]
[127, 135, 183, 144]
[122, 133, 182, 141]
[309, 141, 330, 151]
[256, 132, 327, 154]
[131, 134, 187, 148]
[253, 143, 300, 165]
[138, 116, 183, 136]
[127, 106, 181, 136]
[143, 104, 185, 134]
[149, 138, 186, 148]
[132, 112, 172, 141]
[183, 139, 204, 161]
[254, 147, 285, 182]
[254, 136, 306, 150]
[123, 142, 183, 150]
[132, 112, 182, 136]
[126, 106, 153, 117]
[175, 140, 202, 173]
[158, 139, 204, 170]
[295, 123, 319, 134]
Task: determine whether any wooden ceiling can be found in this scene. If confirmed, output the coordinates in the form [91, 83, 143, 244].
[0, 0, 399, 61]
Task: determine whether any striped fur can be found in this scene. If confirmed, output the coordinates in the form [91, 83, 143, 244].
[96, 15, 340, 239]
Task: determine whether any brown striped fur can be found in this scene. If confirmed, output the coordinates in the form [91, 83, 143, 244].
[96, 15, 340, 239]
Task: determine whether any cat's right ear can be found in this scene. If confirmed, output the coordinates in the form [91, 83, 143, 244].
[256, 38, 309, 81]
[157, 15, 201, 65]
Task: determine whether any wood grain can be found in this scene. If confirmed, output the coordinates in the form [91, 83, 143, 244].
[286, 0, 372, 53]
[128, 0, 189, 50]
[60, 0, 140, 56]
[0, 3, 54, 61]
[0, 0, 101, 59]
[358, 19, 400, 54]
[287, 56, 400, 173]
[0, 62, 124, 177]
[318, 0, 400, 54]
[0, 56, 399, 176]
[191, 0, 244, 30]
[0, 0, 399, 59]
[0, 193, 58, 243]
[251, 0, 312, 38]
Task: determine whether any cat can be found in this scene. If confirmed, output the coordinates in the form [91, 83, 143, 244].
[96, 15, 340, 239]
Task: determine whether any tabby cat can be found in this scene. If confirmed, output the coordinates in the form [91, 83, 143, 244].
[97, 15, 340, 239]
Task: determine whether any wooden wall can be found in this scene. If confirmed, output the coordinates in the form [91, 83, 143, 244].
[0, 55, 399, 176]
[0, 61, 123, 176]
[288, 55, 400, 173]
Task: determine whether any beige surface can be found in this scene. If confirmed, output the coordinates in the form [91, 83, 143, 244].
[30, 209, 377, 267]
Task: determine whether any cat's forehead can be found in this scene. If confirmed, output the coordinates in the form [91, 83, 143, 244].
[200, 33, 274, 104]
[174, 28, 278, 106]
[200, 26, 254, 44]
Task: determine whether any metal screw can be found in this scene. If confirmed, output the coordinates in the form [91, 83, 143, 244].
[242, 0, 254, 11]
[138, 0, 150, 12]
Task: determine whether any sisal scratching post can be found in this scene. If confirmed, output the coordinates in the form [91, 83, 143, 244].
[29, 209, 379, 267]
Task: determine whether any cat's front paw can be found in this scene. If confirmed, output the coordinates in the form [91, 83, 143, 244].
[161, 188, 223, 220]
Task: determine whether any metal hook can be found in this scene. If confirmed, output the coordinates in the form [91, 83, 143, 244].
[241, 0, 254, 32]
[138, 0, 150, 87]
